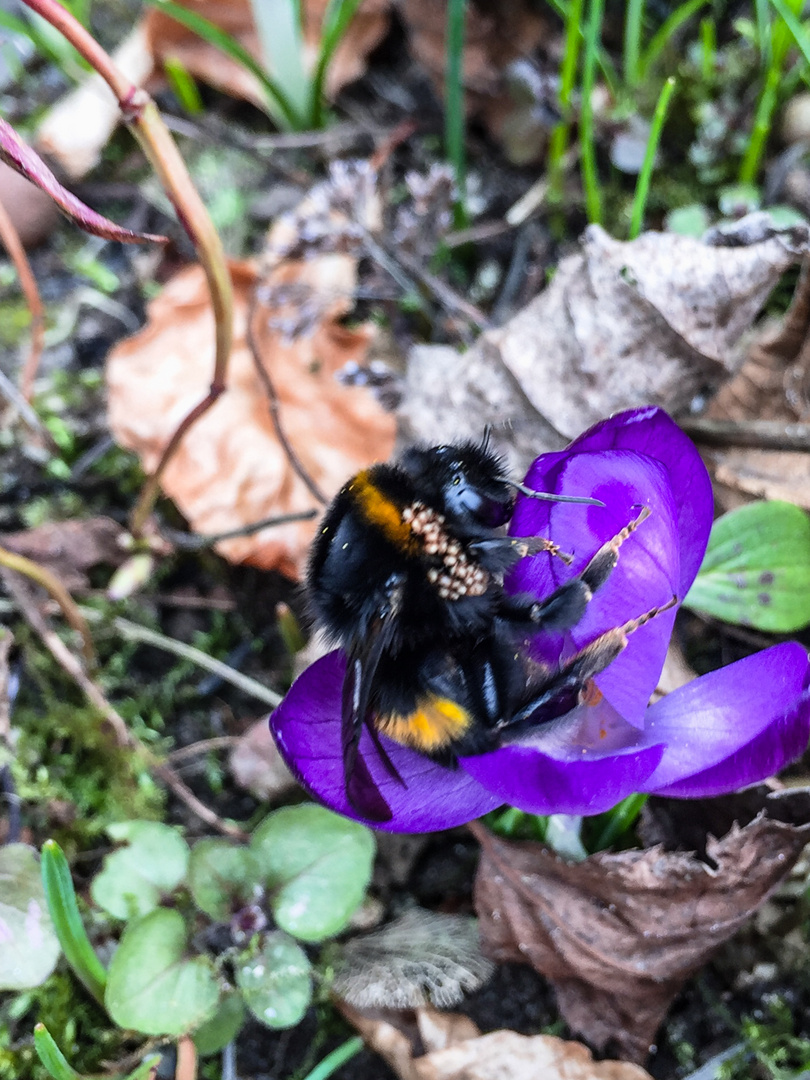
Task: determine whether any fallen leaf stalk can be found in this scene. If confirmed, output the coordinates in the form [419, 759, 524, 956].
[0, 195, 45, 400]
[19, 0, 234, 540]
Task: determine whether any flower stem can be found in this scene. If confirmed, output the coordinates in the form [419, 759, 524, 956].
[301, 1037, 364, 1080]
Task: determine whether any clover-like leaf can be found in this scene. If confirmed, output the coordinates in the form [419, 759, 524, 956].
[91, 821, 190, 920]
[250, 805, 374, 942]
[0, 845, 60, 990]
[105, 908, 221, 1035]
[193, 991, 246, 1056]
[684, 501, 810, 631]
[235, 931, 312, 1029]
[187, 839, 260, 920]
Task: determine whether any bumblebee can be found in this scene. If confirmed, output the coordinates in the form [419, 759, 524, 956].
[307, 440, 670, 821]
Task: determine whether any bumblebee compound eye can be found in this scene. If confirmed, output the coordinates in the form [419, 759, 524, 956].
[444, 473, 514, 527]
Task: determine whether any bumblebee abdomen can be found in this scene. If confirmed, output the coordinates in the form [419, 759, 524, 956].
[377, 694, 472, 753]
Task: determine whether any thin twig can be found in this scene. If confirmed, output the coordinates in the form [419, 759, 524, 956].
[113, 617, 282, 708]
[246, 290, 328, 504]
[679, 416, 810, 452]
[0, 195, 45, 400]
[0, 365, 52, 441]
[167, 736, 240, 764]
[0, 545, 97, 668]
[161, 508, 318, 550]
[175, 1037, 197, 1080]
[2, 570, 246, 838]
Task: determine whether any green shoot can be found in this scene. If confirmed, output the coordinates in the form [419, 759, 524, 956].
[33, 1025, 82, 1080]
[740, 0, 805, 183]
[40, 839, 108, 1007]
[624, 0, 645, 88]
[588, 794, 649, 852]
[302, 1037, 365, 1080]
[548, 0, 585, 202]
[163, 55, 204, 114]
[638, 0, 709, 83]
[755, 0, 773, 67]
[311, 0, 364, 127]
[147, 0, 301, 129]
[580, 0, 604, 223]
[700, 16, 716, 81]
[445, 0, 468, 225]
[629, 75, 676, 238]
[250, 0, 309, 126]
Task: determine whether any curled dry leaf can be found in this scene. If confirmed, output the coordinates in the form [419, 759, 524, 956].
[403, 222, 809, 452]
[107, 243, 395, 576]
[704, 220, 810, 509]
[1, 518, 125, 592]
[472, 788, 810, 1063]
[341, 1003, 653, 1080]
[144, 0, 391, 109]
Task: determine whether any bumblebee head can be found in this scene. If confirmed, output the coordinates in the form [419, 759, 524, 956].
[399, 441, 514, 528]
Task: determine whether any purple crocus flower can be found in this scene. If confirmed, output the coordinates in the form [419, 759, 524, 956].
[271, 408, 810, 832]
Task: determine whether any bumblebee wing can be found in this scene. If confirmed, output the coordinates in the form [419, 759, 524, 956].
[342, 574, 406, 822]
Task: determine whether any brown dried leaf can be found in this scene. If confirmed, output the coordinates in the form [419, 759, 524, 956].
[396, 0, 551, 155]
[342, 1004, 653, 1080]
[106, 253, 395, 578]
[472, 793, 810, 1062]
[1, 518, 125, 592]
[144, 0, 391, 109]
[228, 717, 297, 801]
[705, 240, 810, 508]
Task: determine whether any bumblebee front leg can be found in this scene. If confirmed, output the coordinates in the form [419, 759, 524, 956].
[499, 506, 652, 632]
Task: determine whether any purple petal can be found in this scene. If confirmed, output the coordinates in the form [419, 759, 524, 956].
[511, 449, 679, 726]
[270, 651, 501, 832]
[639, 642, 810, 795]
[564, 407, 713, 594]
[0, 117, 167, 245]
[460, 696, 665, 816]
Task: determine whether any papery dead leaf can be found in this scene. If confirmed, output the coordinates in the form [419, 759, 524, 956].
[229, 717, 297, 801]
[144, 0, 391, 110]
[472, 789, 810, 1063]
[341, 1003, 653, 1080]
[1, 518, 125, 592]
[106, 233, 395, 576]
[402, 222, 810, 452]
[396, 0, 551, 158]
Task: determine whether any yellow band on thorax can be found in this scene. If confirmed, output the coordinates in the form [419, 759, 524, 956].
[349, 470, 417, 551]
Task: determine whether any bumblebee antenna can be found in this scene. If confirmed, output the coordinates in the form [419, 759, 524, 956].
[511, 481, 605, 507]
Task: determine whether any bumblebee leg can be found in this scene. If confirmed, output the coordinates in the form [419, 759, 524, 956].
[505, 594, 677, 730]
[468, 535, 573, 574]
[499, 506, 652, 631]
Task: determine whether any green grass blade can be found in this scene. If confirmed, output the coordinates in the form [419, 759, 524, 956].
[580, 0, 604, 224]
[147, 0, 301, 129]
[548, 0, 585, 201]
[755, 0, 773, 67]
[301, 1037, 364, 1080]
[34, 1025, 82, 1080]
[545, 0, 619, 96]
[250, 0, 311, 126]
[310, 0, 364, 128]
[629, 75, 676, 238]
[768, 0, 810, 69]
[624, 0, 645, 88]
[163, 56, 204, 114]
[639, 0, 709, 82]
[445, 0, 468, 221]
[40, 840, 107, 1006]
[589, 794, 649, 852]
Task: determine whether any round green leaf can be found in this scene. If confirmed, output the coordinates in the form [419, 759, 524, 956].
[91, 821, 189, 919]
[684, 501, 810, 632]
[193, 991, 246, 1056]
[188, 839, 260, 920]
[235, 932, 312, 1029]
[105, 908, 220, 1035]
[0, 845, 60, 990]
[250, 805, 375, 942]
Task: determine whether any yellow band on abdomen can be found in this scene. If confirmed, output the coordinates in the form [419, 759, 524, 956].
[378, 695, 471, 752]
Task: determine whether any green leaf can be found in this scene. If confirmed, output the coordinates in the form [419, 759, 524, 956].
[0, 845, 60, 991]
[187, 838, 260, 921]
[91, 821, 189, 919]
[684, 501, 810, 631]
[235, 932, 312, 1029]
[40, 840, 107, 1005]
[193, 991, 246, 1056]
[33, 1025, 81, 1080]
[250, 805, 374, 942]
[106, 908, 221, 1035]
